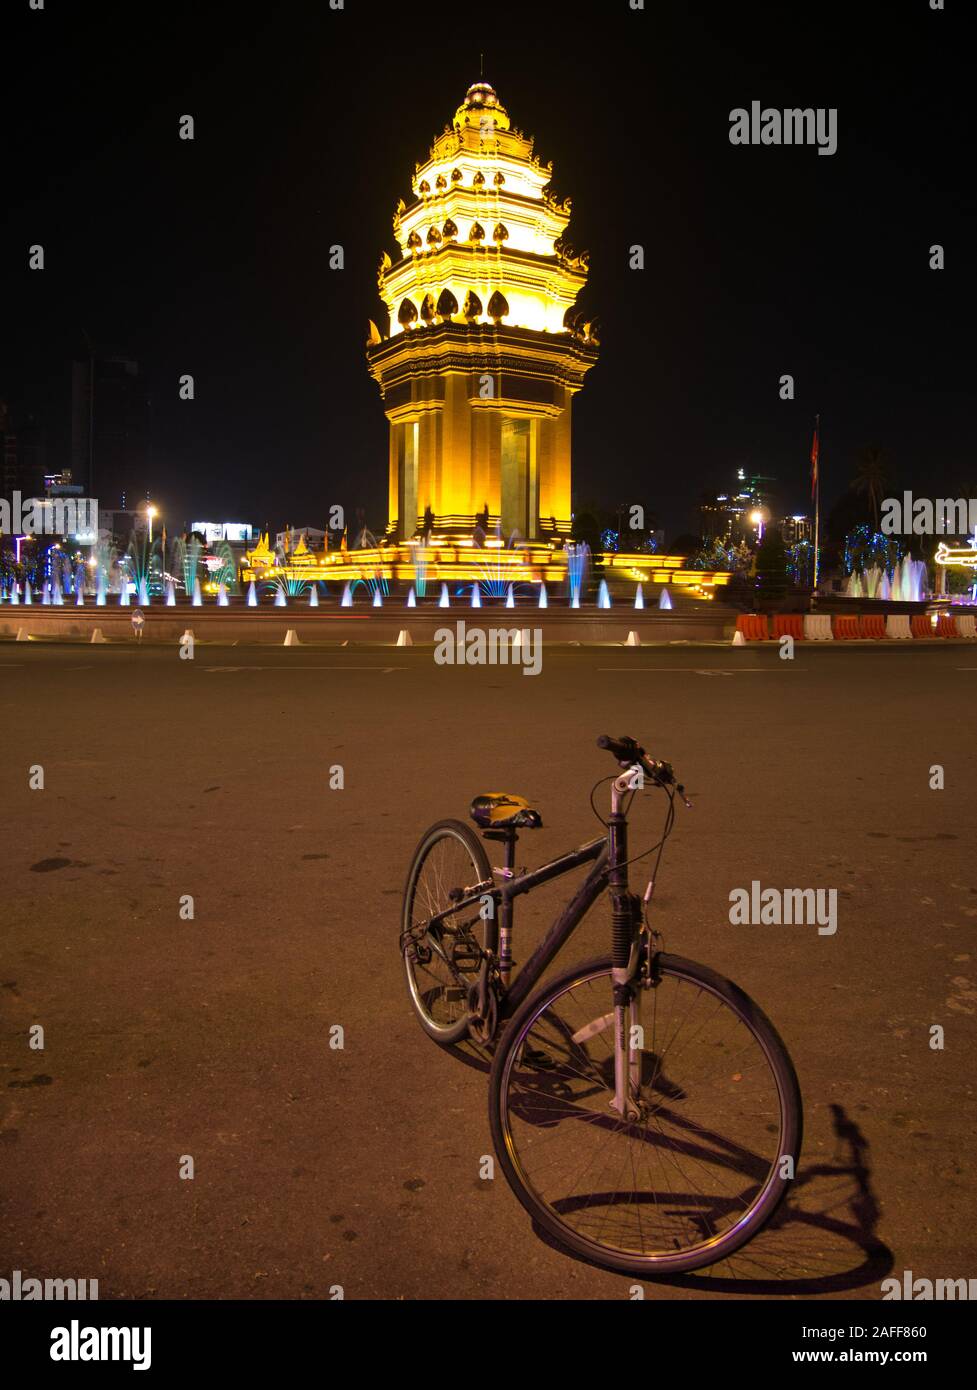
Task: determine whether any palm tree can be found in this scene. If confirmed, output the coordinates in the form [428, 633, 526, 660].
[850, 447, 887, 530]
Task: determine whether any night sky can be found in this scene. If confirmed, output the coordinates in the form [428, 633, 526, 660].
[2, 0, 972, 537]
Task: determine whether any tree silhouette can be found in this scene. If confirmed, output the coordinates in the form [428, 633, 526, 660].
[850, 447, 887, 529]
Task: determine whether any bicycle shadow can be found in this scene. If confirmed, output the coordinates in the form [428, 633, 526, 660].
[531, 1103, 892, 1295]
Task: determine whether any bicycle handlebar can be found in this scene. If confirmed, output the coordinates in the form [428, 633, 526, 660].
[596, 734, 681, 794]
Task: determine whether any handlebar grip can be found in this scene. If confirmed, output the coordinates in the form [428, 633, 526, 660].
[597, 734, 643, 763]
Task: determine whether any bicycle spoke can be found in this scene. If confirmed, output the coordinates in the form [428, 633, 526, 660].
[498, 964, 789, 1262]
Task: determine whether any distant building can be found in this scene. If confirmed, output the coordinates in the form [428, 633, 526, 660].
[0, 399, 46, 500]
[71, 354, 151, 506]
[700, 470, 775, 545]
[191, 521, 258, 546]
[780, 514, 813, 545]
[276, 526, 327, 552]
[98, 507, 148, 545]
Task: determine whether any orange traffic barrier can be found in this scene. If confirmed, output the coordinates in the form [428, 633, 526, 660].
[910, 615, 935, 639]
[833, 615, 860, 640]
[772, 614, 804, 640]
[735, 614, 770, 640]
[859, 614, 886, 639]
[936, 614, 959, 638]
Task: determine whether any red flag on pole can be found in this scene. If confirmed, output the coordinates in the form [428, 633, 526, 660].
[810, 419, 820, 499]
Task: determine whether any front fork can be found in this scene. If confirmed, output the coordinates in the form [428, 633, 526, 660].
[612, 929, 645, 1120]
[609, 770, 646, 1120]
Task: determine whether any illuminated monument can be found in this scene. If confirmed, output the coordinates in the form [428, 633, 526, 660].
[240, 79, 729, 600]
[366, 81, 599, 542]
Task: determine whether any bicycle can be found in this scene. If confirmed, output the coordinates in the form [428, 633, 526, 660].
[401, 734, 803, 1276]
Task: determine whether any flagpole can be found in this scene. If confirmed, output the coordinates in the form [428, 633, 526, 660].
[813, 413, 821, 592]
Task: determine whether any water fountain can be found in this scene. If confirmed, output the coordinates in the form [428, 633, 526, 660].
[597, 579, 611, 609]
[275, 586, 287, 607]
[247, 581, 257, 607]
[24, 580, 33, 605]
[471, 584, 481, 608]
[213, 540, 237, 596]
[659, 587, 672, 610]
[439, 583, 450, 608]
[538, 583, 547, 608]
[373, 587, 383, 607]
[309, 585, 319, 607]
[218, 583, 229, 607]
[566, 541, 590, 608]
[506, 584, 515, 608]
[406, 586, 416, 607]
[182, 536, 203, 601]
[192, 578, 203, 606]
[166, 579, 176, 606]
[411, 542, 429, 599]
[846, 557, 926, 603]
[634, 584, 644, 610]
[893, 557, 926, 601]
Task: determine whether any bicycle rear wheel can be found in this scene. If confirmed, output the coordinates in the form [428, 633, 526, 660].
[402, 819, 492, 1044]
[489, 953, 802, 1276]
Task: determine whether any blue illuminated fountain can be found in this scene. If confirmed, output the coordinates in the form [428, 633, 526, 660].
[567, 542, 589, 608]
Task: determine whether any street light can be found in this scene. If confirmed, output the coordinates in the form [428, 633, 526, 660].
[146, 503, 158, 543]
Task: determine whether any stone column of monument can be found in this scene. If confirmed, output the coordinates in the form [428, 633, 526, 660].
[366, 81, 599, 545]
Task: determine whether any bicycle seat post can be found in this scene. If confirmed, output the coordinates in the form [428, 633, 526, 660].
[482, 825, 517, 986]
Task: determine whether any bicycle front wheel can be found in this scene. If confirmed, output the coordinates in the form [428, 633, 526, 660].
[489, 953, 802, 1276]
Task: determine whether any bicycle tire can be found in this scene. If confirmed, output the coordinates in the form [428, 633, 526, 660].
[402, 819, 492, 1044]
[489, 952, 803, 1276]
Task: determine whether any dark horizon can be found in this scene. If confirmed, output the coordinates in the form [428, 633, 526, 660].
[2, 0, 972, 538]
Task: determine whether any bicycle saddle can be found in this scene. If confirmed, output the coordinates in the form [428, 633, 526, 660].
[470, 793, 543, 830]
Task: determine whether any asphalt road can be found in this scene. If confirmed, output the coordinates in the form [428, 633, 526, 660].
[1, 638, 975, 1300]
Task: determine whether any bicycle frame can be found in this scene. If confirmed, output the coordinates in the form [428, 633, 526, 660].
[491, 835, 609, 1016]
